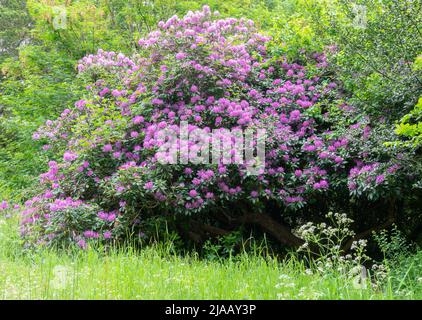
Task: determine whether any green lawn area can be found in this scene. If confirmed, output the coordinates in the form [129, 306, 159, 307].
[1, 216, 420, 300]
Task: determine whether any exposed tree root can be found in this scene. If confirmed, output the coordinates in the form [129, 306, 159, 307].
[178, 199, 399, 256]
[177, 219, 232, 244]
[237, 212, 305, 249]
[190, 219, 231, 237]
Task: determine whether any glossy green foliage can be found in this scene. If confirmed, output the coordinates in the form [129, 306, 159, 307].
[396, 97, 422, 146]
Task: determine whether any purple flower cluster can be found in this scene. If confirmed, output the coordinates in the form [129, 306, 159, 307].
[347, 161, 401, 196]
[77, 49, 135, 73]
[19, 193, 114, 247]
[97, 210, 117, 222]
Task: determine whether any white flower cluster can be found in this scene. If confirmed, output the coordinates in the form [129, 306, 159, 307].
[289, 212, 389, 292]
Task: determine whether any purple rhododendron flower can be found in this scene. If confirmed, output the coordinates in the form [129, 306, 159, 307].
[63, 151, 78, 162]
[144, 181, 154, 190]
[0, 200, 8, 210]
[102, 144, 113, 152]
[77, 239, 87, 249]
[376, 175, 385, 184]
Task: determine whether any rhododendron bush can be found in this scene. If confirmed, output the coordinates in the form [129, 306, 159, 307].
[18, 7, 410, 249]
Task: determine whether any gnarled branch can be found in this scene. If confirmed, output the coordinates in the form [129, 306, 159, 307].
[237, 212, 305, 248]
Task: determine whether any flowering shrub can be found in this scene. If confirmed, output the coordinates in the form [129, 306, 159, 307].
[17, 6, 409, 249]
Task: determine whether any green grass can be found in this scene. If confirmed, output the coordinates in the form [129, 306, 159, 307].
[0, 216, 421, 300]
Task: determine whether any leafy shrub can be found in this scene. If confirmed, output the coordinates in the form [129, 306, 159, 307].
[396, 97, 422, 147]
[12, 7, 413, 249]
[0, 45, 83, 199]
[391, 55, 422, 197]
[372, 225, 421, 298]
[373, 225, 412, 262]
[322, 0, 422, 119]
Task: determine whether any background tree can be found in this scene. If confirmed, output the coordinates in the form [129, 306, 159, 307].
[0, 0, 33, 63]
